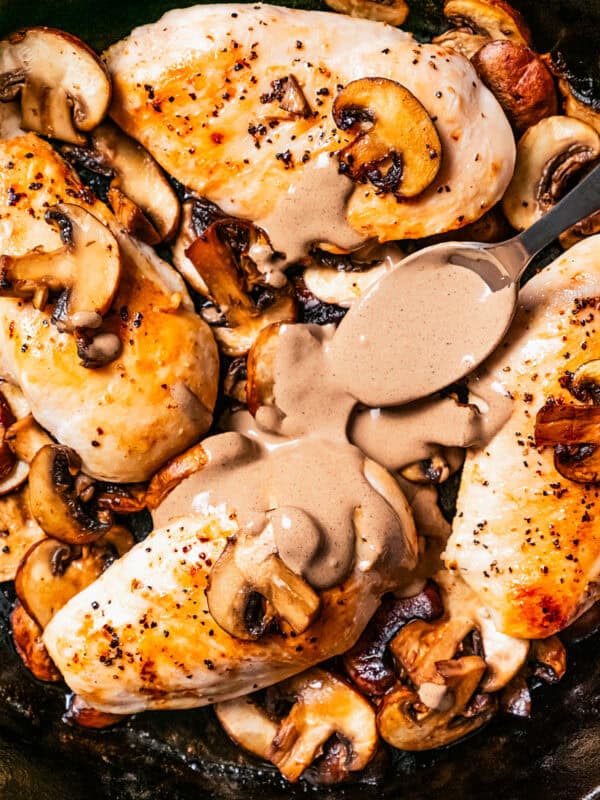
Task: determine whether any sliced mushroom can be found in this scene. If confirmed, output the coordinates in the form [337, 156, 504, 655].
[15, 528, 134, 629]
[0, 203, 122, 334]
[171, 197, 226, 296]
[433, 27, 490, 60]
[323, 0, 408, 26]
[333, 78, 441, 199]
[0, 28, 111, 144]
[471, 41, 557, 134]
[185, 222, 296, 356]
[216, 668, 378, 783]
[259, 75, 312, 120]
[400, 448, 464, 485]
[10, 600, 60, 682]
[62, 121, 180, 243]
[544, 33, 600, 135]
[223, 357, 248, 404]
[559, 209, 600, 251]
[530, 636, 567, 684]
[6, 414, 53, 465]
[502, 116, 600, 231]
[28, 444, 116, 544]
[535, 403, 600, 483]
[0, 383, 43, 496]
[63, 693, 124, 729]
[343, 582, 444, 696]
[0, 486, 46, 582]
[206, 531, 321, 640]
[246, 322, 282, 415]
[377, 655, 495, 750]
[500, 671, 531, 718]
[443, 0, 531, 46]
[144, 442, 208, 510]
[567, 359, 600, 404]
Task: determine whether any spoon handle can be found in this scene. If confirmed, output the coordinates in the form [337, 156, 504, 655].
[516, 162, 600, 267]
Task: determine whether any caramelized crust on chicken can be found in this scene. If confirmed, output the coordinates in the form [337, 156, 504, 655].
[103, 3, 515, 241]
[0, 132, 218, 481]
[446, 236, 600, 638]
[43, 506, 415, 714]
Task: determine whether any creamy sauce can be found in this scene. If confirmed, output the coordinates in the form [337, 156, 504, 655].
[249, 151, 365, 284]
[329, 248, 518, 407]
[154, 227, 520, 592]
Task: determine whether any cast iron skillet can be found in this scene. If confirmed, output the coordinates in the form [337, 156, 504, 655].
[0, 1, 600, 798]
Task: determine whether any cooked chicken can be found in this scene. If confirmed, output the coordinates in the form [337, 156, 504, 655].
[103, 3, 515, 246]
[44, 494, 416, 714]
[445, 235, 600, 638]
[0, 131, 218, 482]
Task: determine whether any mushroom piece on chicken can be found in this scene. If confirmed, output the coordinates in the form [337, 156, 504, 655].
[103, 4, 515, 244]
[0, 27, 111, 144]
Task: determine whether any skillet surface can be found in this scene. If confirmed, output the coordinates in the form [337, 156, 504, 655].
[0, 0, 599, 797]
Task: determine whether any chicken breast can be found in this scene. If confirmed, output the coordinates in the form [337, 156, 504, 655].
[103, 3, 515, 244]
[445, 235, 600, 639]
[0, 129, 218, 482]
[43, 480, 416, 714]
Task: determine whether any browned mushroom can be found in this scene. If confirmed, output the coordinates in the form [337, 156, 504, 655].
[144, 442, 208, 510]
[0, 204, 122, 343]
[530, 636, 567, 683]
[377, 655, 495, 750]
[0, 486, 45, 582]
[10, 600, 60, 682]
[544, 33, 600, 135]
[343, 582, 444, 696]
[62, 121, 180, 243]
[15, 527, 134, 629]
[534, 403, 600, 482]
[0, 28, 111, 144]
[28, 444, 116, 543]
[502, 116, 600, 231]
[206, 531, 321, 640]
[323, 0, 408, 25]
[332, 78, 441, 199]
[443, 0, 531, 46]
[246, 322, 283, 415]
[471, 41, 558, 134]
[216, 668, 378, 783]
[185, 221, 296, 356]
[400, 448, 465, 484]
[0, 383, 49, 496]
[259, 75, 312, 120]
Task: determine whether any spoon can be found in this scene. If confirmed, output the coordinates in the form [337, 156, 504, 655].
[329, 162, 600, 407]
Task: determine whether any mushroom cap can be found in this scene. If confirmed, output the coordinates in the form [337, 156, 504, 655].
[0, 27, 111, 144]
[502, 115, 600, 230]
[443, 0, 531, 45]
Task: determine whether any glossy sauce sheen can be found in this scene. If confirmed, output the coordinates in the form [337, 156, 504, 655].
[154, 249, 515, 590]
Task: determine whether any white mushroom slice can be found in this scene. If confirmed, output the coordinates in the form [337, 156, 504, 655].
[0, 382, 33, 496]
[215, 668, 378, 783]
[63, 121, 180, 243]
[433, 27, 490, 59]
[171, 201, 210, 295]
[0, 486, 45, 582]
[0, 203, 121, 334]
[502, 116, 600, 231]
[0, 28, 111, 144]
[443, 0, 531, 45]
[323, 0, 409, 25]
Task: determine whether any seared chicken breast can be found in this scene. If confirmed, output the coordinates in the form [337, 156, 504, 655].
[446, 235, 600, 639]
[44, 487, 416, 713]
[104, 3, 515, 244]
[0, 129, 218, 482]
